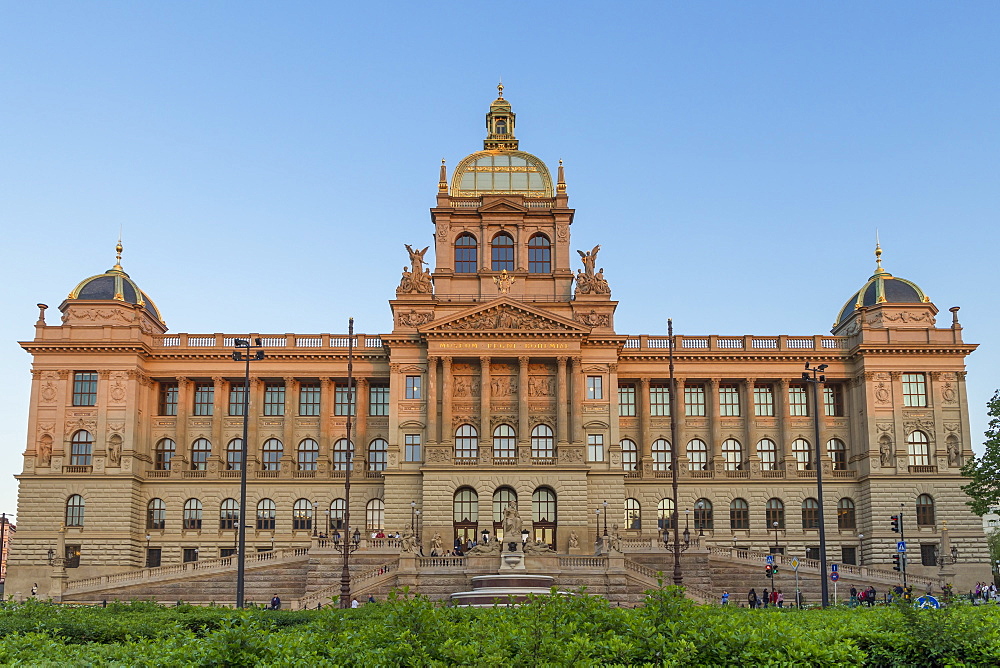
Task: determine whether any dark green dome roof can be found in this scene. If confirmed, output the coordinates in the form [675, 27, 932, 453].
[835, 246, 929, 327]
[67, 242, 163, 322]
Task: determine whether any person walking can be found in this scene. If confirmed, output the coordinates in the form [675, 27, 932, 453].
[776, 590, 784, 608]
[762, 588, 770, 609]
[269, 594, 281, 610]
[721, 591, 729, 606]
[351, 598, 359, 609]
[748, 588, 758, 609]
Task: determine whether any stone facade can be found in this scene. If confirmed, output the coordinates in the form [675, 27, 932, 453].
[7, 89, 990, 599]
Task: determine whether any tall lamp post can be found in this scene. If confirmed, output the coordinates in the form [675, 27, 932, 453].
[802, 362, 830, 607]
[668, 318, 683, 585]
[328, 318, 359, 608]
[232, 337, 265, 609]
[858, 533, 864, 566]
[602, 500, 608, 536]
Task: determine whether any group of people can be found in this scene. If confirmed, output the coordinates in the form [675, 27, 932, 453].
[973, 582, 997, 603]
[742, 588, 784, 608]
[849, 585, 880, 607]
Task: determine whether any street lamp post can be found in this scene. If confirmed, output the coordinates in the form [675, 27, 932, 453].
[312, 502, 319, 538]
[410, 501, 416, 537]
[595, 508, 601, 547]
[145, 533, 151, 566]
[415, 509, 421, 546]
[858, 533, 864, 566]
[327, 318, 358, 609]
[771, 521, 780, 593]
[802, 362, 831, 608]
[603, 500, 608, 537]
[668, 318, 683, 585]
[232, 337, 265, 609]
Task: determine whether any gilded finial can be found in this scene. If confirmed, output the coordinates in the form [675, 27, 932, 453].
[113, 236, 124, 272]
[873, 230, 886, 275]
[497, 79, 504, 99]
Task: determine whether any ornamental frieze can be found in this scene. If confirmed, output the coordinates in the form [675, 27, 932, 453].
[439, 305, 562, 331]
[397, 310, 434, 327]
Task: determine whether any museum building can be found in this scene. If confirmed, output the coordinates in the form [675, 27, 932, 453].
[7, 87, 989, 598]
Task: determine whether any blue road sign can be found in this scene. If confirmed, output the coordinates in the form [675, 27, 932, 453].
[916, 595, 940, 609]
[897, 541, 907, 553]
[766, 554, 774, 565]
[831, 563, 838, 572]
[830, 572, 840, 582]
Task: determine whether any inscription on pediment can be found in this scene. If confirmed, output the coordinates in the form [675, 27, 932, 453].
[439, 305, 563, 331]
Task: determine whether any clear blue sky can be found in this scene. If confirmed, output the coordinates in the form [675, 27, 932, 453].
[2, 2, 997, 521]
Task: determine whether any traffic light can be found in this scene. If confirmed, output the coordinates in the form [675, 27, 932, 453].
[765, 564, 773, 577]
[892, 554, 901, 571]
[890, 515, 900, 533]
[772, 564, 778, 575]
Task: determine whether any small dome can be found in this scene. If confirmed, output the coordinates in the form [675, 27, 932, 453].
[451, 150, 553, 197]
[67, 241, 163, 322]
[835, 245, 930, 327]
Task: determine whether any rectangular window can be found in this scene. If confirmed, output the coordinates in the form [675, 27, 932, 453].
[334, 384, 356, 416]
[182, 548, 199, 563]
[299, 383, 320, 416]
[824, 384, 844, 417]
[72, 371, 98, 406]
[754, 384, 774, 417]
[903, 373, 928, 407]
[587, 434, 605, 462]
[684, 384, 705, 416]
[65, 545, 81, 568]
[586, 376, 604, 400]
[193, 383, 214, 416]
[841, 546, 857, 566]
[405, 375, 422, 400]
[264, 382, 285, 416]
[405, 434, 422, 462]
[788, 385, 809, 416]
[158, 383, 178, 416]
[805, 546, 820, 561]
[146, 548, 161, 568]
[220, 547, 237, 558]
[920, 543, 937, 567]
[719, 384, 740, 417]
[369, 384, 389, 416]
[650, 384, 671, 416]
[228, 383, 246, 416]
[618, 384, 636, 417]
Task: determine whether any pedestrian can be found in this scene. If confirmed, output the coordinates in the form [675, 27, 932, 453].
[721, 590, 729, 606]
[368, 594, 375, 604]
[762, 588, 770, 608]
[30, 583, 38, 597]
[850, 586, 858, 608]
[776, 590, 784, 608]
[351, 598, 359, 609]
[770, 589, 778, 607]
[748, 588, 758, 609]
[270, 594, 281, 610]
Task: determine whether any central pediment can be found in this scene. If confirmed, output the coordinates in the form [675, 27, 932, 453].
[478, 198, 528, 213]
[422, 297, 589, 334]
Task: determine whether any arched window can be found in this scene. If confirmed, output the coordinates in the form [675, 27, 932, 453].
[722, 439, 743, 471]
[292, 498, 313, 531]
[757, 439, 777, 471]
[70, 430, 93, 466]
[532, 425, 555, 459]
[226, 438, 243, 471]
[766, 498, 785, 529]
[657, 498, 675, 531]
[908, 431, 930, 467]
[454, 233, 478, 273]
[687, 439, 708, 471]
[368, 438, 388, 472]
[183, 499, 203, 530]
[620, 438, 638, 471]
[455, 424, 478, 459]
[154, 438, 176, 471]
[366, 498, 385, 531]
[219, 498, 239, 530]
[801, 498, 819, 529]
[297, 438, 319, 471]
[916, 494, 935, 526]
[147, 498, 166, 530]
[328, 498, 346, 532]
[493, 424, 516, 459]
[792, 439, 812, 470]
[837, 498, 856, 530]
[191, 438, 211, 471]
[730, 498, 749, 530]
[652, 439, 672, 472]
[492, 487, 517, 541]
[333, 439, 355, 471]
[693, 498, 713, 530]
[491, 232, 515, 271]
[827, 439, 847, 470]
[532, 487, 557, 548]
[528, 234, 551, 273]
[453, 487, 477, 544]
[66, 494, 85, 527]
[625, 498, 641, 529]
[256, 498, 276, 531]
[262, 438, 283, 471]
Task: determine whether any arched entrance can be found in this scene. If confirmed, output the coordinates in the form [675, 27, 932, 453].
[532, 487, 557, 549]
[453, 487, 479, 549]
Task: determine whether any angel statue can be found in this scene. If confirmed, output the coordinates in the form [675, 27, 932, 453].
[405, 244, 429, 274]
[577, 245, 600, 277]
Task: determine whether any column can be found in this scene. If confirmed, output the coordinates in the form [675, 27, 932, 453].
[283, 377, 298, 466]
[95, 370, 111, 459]
[479, 356, 491, 448]
[320, 377, 334, 460]
[608, 362, 620, 450]
[571, 357, 584, 444]
[426, 357, 438, 444]
[176, 377, 191, 463]
[776, 378, 790, 469]
[354, 377, 369, 444]
[674, 376, 688, 472]
[248, 377, 262, 467]
[212, 376, 226, 465]
[707, 378, 721, 468]
[638, 377, 650, 461]
[556, 357, 568, 444]
[743, 378, 756, 463]
[441, 357, 453, 443]
[518, 356, 530, 444]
